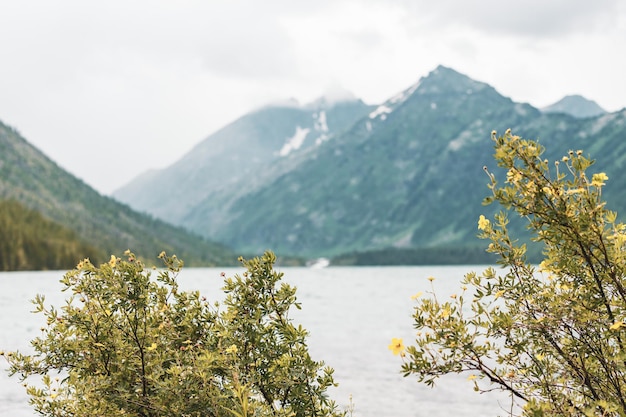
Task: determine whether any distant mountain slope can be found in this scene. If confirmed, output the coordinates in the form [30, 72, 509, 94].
[114, 66, 626, 262]
[542, 94, 607, 118]
[195, 66, 542, 256]
[113, 97, 374, 222]
[0, 121, 237, 267]
[192, 67, 626, 259]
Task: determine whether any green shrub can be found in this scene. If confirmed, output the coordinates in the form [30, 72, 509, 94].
[4, 250, 342, 417]
[399, 130, 626, 416]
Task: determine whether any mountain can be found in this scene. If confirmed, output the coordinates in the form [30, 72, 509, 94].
[184, 66, 541, 257]
[0, 121, 238, 267]
[115, 66, 626, 263]
[113, 95, 374, 222]
[542, 94, 607, 118]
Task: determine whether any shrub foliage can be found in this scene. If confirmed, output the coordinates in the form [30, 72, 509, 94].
[402, 130, 626, 416]
[5, 250, 342, 417]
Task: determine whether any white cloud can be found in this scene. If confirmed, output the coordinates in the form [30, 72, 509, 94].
[400, 0, 622, 38]
[0, 0, 625, 194]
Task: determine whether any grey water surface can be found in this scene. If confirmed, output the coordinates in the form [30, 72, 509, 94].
[1, 266, 513, 417]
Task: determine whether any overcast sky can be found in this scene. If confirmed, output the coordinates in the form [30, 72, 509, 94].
[1, 0, 625, 195]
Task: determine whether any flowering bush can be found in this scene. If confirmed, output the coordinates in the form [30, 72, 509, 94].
[401, 130, 626, 416]
[4, 250, 342, 417]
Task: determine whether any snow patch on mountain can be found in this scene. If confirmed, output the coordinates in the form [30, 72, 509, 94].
[279, 126, 310, 157]
[448, 130, 474, 151]
[391, 80, 421, 104]
[315, 134, 330, 145]
[314, 111, 329, 132]
[447, 120, 485, 151]
[369, 105, 392, 119]
[367, 80, 421, 124]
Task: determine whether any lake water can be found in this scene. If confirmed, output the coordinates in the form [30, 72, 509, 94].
[0, 266, 512, 416]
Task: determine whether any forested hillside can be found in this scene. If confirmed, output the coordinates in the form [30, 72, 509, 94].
[0, 121, 238, 269]
[0, 200, 100, 270]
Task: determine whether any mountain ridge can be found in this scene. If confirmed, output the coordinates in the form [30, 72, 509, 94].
[104, 67, 626, 262]
[5, 66, 624, 267]
[201, 66, 540, 256]
[542, 94, 607, 118]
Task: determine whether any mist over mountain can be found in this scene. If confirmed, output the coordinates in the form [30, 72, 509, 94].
[110, 66, 626, 262]
[113, 96, 374, 222]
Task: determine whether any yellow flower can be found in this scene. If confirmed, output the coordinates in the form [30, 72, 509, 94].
[538, 260, 550, 272]
[388, 338, 405, 356]
[591, 172, 609, 187]
[108, 255, 117, 267]
[467, 374, 477, 381]
[535, 353, 545, 361]
[225, 344, 238, 354]
[410, 291, 423, 300]
[427, 276, 435, 282]
[147, 342, 158, 351]
[610, 321, 624, 331]
[566, 188, 585, 195]
[477, 215, 490, 231]
[611, 233, 626, 247]
[525, 180, 537, 195]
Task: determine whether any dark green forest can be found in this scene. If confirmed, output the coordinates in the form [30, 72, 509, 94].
[0, 199, 101, 271]
[332, 245, 498, 266]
